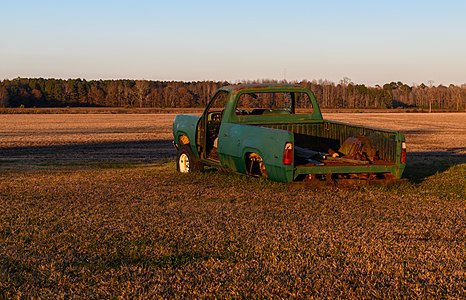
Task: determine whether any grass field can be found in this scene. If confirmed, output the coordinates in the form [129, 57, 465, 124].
[0, 113, 465, 298]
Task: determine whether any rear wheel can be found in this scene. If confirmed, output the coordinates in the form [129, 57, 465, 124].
[176, 145, 203, 173]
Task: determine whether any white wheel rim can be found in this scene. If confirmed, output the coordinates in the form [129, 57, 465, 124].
[179, 153, 190, 173]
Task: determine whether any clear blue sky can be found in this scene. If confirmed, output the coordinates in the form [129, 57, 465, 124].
[1, 0, 465, 86]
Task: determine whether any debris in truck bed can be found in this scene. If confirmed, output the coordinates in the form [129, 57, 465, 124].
[305, 158, 325, 166]
[295, 136, 380, 166]
[295, 146, 328, 165]
[295, 146, 327, 159]
[326, 156, 370, 164]
[338, 136, 380, 163]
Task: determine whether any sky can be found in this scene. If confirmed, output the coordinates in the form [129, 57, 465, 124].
[1, 0, 465, 86]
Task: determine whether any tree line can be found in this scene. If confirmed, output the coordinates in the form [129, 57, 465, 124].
[0, 77, 465, 110]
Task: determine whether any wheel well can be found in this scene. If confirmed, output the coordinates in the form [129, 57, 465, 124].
[179, 135, 190, 145]
[245, 152, 267, 177]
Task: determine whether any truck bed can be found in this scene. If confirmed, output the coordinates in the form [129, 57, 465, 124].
[264, 120, 398, 162]
[258, 119, 404, 179]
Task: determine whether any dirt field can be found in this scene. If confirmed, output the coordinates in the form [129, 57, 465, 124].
[0, 113, 465, 298]
[1, 112, 465, 164]
[0, 114, 175, 166]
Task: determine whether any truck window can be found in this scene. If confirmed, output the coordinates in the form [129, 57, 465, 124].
[208, 91, 229, 110]
[206, 91, 229, 121]
[236, 92, 313, 115]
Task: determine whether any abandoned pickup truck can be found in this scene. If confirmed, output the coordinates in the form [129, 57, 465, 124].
[172, 84, 406, 183]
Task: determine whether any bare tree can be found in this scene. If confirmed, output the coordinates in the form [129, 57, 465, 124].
[0, 85, 9, 108]
[428, 80, 435, 112]
[135, 80, 151, 108]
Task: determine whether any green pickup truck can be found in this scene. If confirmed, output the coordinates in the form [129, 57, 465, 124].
[172, 84, 406, 183]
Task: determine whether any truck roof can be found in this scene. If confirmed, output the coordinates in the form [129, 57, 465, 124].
[219, 83, 305, 93]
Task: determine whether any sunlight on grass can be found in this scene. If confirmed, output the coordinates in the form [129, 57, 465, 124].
[0, 162, 464, 298]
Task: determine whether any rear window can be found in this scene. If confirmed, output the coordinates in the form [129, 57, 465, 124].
[235, 92, 313, 115]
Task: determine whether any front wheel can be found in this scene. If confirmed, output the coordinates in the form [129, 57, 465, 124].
[176, 145, 203, 173]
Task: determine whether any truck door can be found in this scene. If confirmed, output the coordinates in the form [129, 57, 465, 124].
[197, 90, 230, 161]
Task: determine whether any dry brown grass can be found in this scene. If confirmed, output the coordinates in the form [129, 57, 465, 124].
[0, 112, 465, 298]
[1, 164, 464, 298]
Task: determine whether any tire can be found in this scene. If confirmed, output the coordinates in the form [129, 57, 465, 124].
[176, 145, 203, 173]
